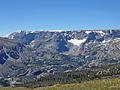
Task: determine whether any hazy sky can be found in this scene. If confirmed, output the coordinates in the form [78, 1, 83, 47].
[0, 0, 120, 36]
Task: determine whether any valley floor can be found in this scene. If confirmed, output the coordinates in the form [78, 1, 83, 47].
[1, 78, 120, 90]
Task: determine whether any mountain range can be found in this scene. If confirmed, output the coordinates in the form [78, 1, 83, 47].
[0, 30, 120, 87]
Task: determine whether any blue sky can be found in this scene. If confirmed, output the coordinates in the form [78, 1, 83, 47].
[0, 0, 120, 36]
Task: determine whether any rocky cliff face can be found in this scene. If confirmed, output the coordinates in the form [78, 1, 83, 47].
[8, 30, 120, 58]
[0, 38, 25, 64]
[0, 30, 120, 79]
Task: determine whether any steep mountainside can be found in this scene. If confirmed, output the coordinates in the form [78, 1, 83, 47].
[0, 30, 120, 86]
[8, 30, 120, 62]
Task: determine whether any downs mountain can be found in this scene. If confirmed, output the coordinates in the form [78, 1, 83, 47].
[0, 30, 120, 87]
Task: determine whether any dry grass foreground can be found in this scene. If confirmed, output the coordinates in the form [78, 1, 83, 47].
[1, 78, 120, 90]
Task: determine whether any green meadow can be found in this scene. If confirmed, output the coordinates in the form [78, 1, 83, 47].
[1, 78, 120, 90]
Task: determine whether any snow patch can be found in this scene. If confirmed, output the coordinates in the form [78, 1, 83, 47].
[97, 31, 106, 36]
[68, 38, 87, 46]
[101, 38, 120, 43]
[85, 30, 106, 36]
[113, 38, 120, 40]
[31, 40, 36, 44]
[30, 40, 36, 47]
[46, 30, 65, 32]
[102, 39, 111, 43]
[85, 31, 92, 34]
[98, 31, 104, 34]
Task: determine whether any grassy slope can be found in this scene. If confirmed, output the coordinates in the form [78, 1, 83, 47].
[35, 78, 120, 90]
[0, 87, 32, 90]
[1, 78, 120, 90]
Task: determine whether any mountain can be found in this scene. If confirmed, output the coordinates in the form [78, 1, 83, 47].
[1, 30, 120, 86]
[8, 30, 120, 61]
